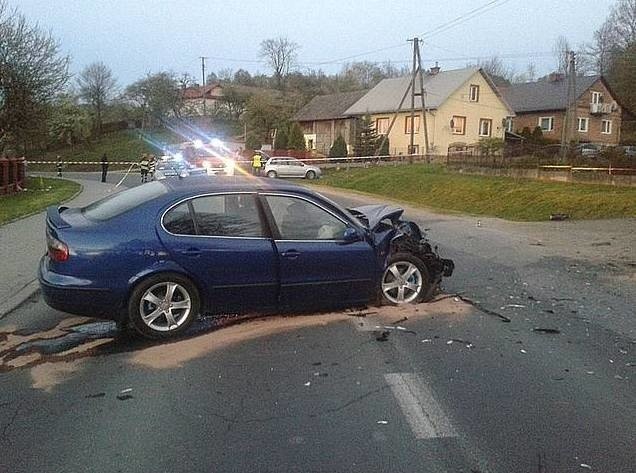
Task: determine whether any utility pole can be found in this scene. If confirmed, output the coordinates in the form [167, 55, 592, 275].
[415, 41, 430, 160]
[200, 56, 208, 117]
[409, 38, 417, 158]
[561, 50, 576, 161]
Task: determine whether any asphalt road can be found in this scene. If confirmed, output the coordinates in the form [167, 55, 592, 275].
[1, 173, 635, 473]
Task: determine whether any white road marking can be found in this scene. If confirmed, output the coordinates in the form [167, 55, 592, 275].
[385, 372, 457, 440]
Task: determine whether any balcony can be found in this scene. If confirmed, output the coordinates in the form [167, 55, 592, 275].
[590, 103, 612, 115]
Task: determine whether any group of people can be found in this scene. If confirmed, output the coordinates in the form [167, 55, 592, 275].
[139, 154, 157, 183]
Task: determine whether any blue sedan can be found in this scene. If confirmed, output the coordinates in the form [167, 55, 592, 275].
[39, 177, 453, 338]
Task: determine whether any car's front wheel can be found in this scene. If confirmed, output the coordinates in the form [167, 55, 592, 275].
[305, 170, 316, 180]
[380, 253, 432, 305]
[128, 273, 200, 339]
[267, 170, 277, 178]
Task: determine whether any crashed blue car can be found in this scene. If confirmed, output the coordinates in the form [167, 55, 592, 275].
[39, 176, 453, 338]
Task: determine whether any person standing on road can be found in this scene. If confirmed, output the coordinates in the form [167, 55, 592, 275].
[100, 153, 109, 183]
[251, 152, 262, 176]
[148, 155, 156, 181]
[56, 156, 63, 177]
[139, 154, 149, 183]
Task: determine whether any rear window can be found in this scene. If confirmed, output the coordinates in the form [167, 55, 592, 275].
[82, 181, 168, 221]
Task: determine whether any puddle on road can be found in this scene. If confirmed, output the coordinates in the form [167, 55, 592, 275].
[0, 297, 471, 391]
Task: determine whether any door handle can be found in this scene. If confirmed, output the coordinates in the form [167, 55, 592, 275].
[180, 248, 202, 257]
[281, 249, 300, 259]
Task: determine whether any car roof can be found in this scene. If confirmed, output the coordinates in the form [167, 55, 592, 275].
[162, 175, 307, 195]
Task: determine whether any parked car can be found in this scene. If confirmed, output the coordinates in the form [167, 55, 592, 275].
[576, 143, 602, 158]
[264, 157, 321, 179]
[39, 177, 453, 339]
[621, 145, 636, 158]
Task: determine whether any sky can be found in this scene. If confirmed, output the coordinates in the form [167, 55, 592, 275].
[6, 0, 617, 87]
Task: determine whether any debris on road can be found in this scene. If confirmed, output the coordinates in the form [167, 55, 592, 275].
[304, 381, 311, 387]
[390, 317, 408, 325]
[374, 325, 416, 335]
[549, 213, 570, 221]
[457, 295, 511, 323]
[580, 464, 592, 469]
[376, 420, 388, 425]
[85, 392, 106, 399]
[375, 331, 390, 342]
[520, 349, 527, 354]
[502, 304, 526, 309]
[117, 388, 134, 401]
[532, 328, 561, 334]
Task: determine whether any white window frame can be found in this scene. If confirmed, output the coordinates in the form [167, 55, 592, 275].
[601, 120, 612, 134]
[591, 91, 602, 104]
[451, 116, 466, 135]
[404, 115, 420, 134]
[539, 116, 554, 132]
[479, 118, 492, 137]
[505, 118, 513, 133]
[469, 84, 480, 102]
[375, 117, 389, 135]
[577, 117, 589, 133]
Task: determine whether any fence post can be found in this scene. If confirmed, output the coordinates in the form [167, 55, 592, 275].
[0, 157, 7, 194]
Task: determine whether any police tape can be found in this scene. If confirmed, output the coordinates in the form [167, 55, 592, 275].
[26, 161, 140, 165]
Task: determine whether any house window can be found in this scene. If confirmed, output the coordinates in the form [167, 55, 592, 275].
[451, 116, 466, 135]
[505, 118, 513, 132]
[469, 84, 480, 102]
[591, 91, 602, 104]
[375, 118, 389, 135]
[404, 115, 420, 134]
[408, 144, 420, 155]
[577, 117, 589, 133]
[539, 116, 554, 132]
[601, 120, 612, 134]
[479, 118, 492, 137]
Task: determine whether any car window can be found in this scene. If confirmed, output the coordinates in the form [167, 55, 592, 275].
[82, 181, 168, 221]
[163, 202, 196, 235]
[191, 194, 263, 237]
[265, 195, 347, 240]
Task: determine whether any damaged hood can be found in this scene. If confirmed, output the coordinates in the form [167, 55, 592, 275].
[349, 204, 404, 230]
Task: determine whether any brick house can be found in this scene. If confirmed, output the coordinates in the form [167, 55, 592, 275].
[294, 90, 368, 155]
[501, 75, 623, 145]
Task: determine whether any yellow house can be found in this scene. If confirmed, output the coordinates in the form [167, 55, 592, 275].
[344, 67, 514, 156]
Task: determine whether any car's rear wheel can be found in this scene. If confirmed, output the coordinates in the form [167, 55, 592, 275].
[305, 170, 316, 180]
[380, 253, 432, 305]
[267, 170, 277, 178]
[128, 273, 200, 339]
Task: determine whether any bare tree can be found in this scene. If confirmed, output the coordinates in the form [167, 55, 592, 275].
[470, 56, 516, 85]
[0, 0, 70, 154]
[553, 36, 571, 74]
[259, 37, 299, 88]
[77, 62, 117, 135]
[609, 0, 636, 49]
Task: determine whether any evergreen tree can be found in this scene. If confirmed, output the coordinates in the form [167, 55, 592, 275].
[354, 115, 380, 156]
[287, 123, 306, 150]
[274, 125, 288, 149]
[329, 134, 348, 157]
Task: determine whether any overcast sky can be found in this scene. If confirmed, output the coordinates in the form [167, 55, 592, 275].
[7, 0, 616, 86]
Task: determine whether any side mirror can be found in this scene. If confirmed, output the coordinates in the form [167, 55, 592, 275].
[343, 227, 362, 243]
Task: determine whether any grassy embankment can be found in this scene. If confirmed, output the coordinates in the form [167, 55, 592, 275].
[0, 177, 81, 225]
[33, 129, 181, 171]
[317, 164, 636, 221]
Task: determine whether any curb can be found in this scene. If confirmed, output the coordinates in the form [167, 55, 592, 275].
[0, 280, 40, 320]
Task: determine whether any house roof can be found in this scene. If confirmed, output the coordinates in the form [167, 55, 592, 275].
[182, 83, 223, 100]
[344, 67, 487, 115]
[294, 90, 369, 121]
[501, 75, 600, 113]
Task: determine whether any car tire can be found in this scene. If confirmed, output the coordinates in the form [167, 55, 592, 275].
[128, 273, 200, 339]
[305, 170, 316, 180]
[380, 253, 433, 305]
[267, 170, 277, 178]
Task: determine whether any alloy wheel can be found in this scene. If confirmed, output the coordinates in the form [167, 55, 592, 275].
[381, 262, 423, 304]
[139, 282, 192, 332]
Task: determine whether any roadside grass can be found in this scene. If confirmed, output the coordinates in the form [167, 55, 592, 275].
[316, 164, 636, 221]
[0, 177, 81, 225]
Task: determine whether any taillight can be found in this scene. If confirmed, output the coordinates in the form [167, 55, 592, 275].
[47, 234, 69, 262]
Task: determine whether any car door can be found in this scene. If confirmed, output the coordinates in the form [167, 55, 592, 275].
[262, 193, 378, 310]
[159, 192, 278, 313]
[288, 158, 305, 177]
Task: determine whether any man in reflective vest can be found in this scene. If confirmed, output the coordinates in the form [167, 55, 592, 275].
[251, 152, 262, 176]
[139, 154, 150, 183]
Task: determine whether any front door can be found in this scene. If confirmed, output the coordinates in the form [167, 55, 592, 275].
[262, 194, 377, 310]
[159, 193, 278, 313]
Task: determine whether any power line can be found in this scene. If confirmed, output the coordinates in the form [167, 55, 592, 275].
[418, 0, 514, 39]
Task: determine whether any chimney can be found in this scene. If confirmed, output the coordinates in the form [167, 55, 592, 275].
[548, 72, 565, 82]
[429, 62, 441, 75]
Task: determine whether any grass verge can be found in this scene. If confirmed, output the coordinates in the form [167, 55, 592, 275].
[316, 164, 636, 221]
[0, 177, 81, 225]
